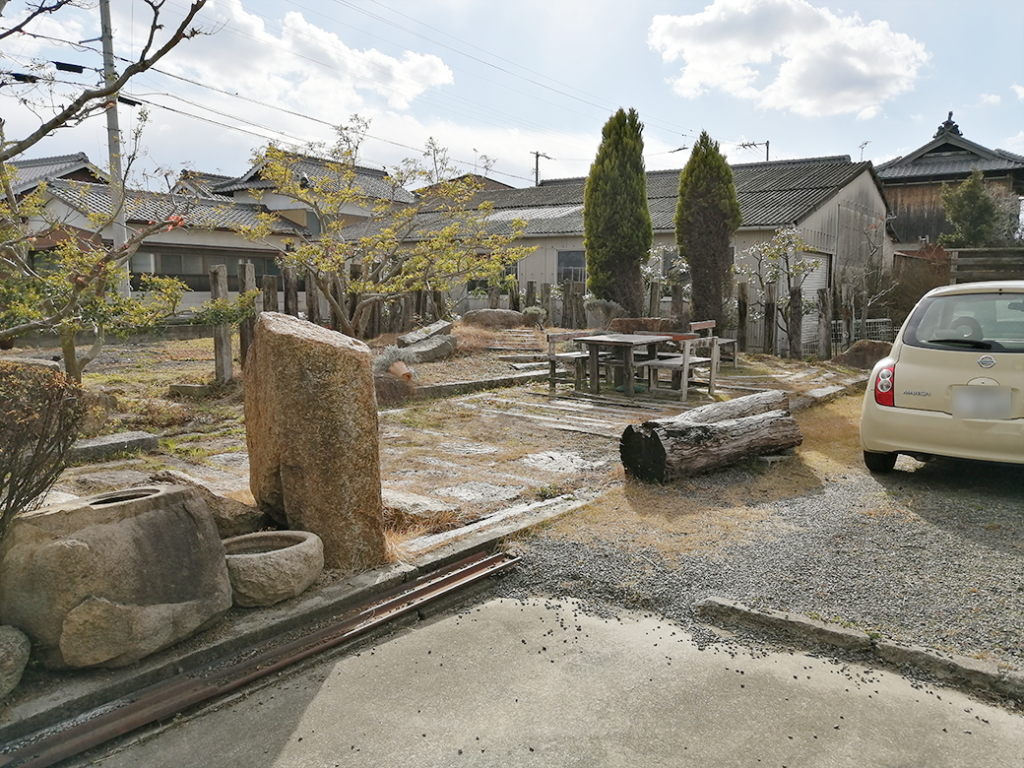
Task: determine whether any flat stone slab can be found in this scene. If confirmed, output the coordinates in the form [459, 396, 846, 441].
[397, 320, 453, 348]
[168, 383, 213, 398]
[381, 488, 456, 517]
[67, 432, 159, 464]
[434, 481, 523, 503]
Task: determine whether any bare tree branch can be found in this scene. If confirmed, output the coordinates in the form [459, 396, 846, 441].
[0, 0, 208, 163]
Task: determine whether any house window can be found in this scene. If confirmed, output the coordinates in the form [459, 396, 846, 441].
[557, 250, 586, 284]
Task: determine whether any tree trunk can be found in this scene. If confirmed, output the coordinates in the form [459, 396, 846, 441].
[239, 262, 256, 365]
[787, 287, 803, 359]
[619, 391, 801, 482]
[763, 284, 777, 355]
[817, 287, 832, 361]
[736, 282, 748, 353]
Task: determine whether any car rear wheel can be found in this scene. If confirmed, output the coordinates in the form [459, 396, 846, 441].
[863, 450, 898, 473]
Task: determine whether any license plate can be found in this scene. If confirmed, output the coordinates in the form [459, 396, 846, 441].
[951, 386, 1012, 419]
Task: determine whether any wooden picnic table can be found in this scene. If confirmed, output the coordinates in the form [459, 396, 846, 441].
[574, 333, 672, 397]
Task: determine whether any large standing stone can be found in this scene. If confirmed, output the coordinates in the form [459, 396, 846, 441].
[0, 486, 231, 669]
[244, 312, 385, 571]
[0, 625, 31, 700]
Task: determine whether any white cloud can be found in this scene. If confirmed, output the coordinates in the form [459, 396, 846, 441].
[123, 0, 453, 117]
[980, 94, 1001, 106]
[1013, 84, 1024, 100]
[1007, 131, 1024, 152]
[648, 0, 929, 117]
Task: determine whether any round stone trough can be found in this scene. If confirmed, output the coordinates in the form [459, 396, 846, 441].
[222, 530, 324, 608]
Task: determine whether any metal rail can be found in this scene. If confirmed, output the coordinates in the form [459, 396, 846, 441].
[1, 550, 518, 768]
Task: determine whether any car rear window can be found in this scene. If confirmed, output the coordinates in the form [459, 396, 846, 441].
[903, 291, 1024, 353]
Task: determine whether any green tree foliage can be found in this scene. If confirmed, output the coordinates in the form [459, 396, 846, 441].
[939, 169, 1021, 247]
[583, 108, 651, 317]
[236, 126, 533, 339]
[675, 132, 742, 329]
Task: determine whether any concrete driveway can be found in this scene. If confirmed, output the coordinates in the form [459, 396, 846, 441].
[76, 597, 1024, 768]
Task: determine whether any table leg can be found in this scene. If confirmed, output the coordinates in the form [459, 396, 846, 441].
[588, 348, 600, 394]
[624, 349, 634, 397]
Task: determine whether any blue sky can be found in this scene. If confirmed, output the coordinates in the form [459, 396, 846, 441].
[3, 0, 1023, 188]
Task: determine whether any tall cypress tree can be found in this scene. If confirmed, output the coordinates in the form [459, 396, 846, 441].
[584, 108, 651, 317]
[675, 131, 742, 329]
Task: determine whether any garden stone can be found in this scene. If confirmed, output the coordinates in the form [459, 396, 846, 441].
[0, 485, 231, 669]
[831, 339, 893, 370]
[397, 320, 452, 348]
[461, 309, 526, 329]
[0, 625, 31, 700]
[401, 334, 457, 363]
[222, 531, 324, 608]
[245, 312, 385, 571]
[149, 469, 268, 538]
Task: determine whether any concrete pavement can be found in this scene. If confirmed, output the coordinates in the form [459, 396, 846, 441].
[75, 597, 1024, 768]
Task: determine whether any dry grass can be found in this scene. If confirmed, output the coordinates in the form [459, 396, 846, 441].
[530, 394, 864, 563]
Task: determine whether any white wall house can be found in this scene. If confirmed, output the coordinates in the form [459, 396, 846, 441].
[455, 156, 891, 354]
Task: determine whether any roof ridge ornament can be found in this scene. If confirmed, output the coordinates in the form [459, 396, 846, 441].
[934, 111, 963, 138]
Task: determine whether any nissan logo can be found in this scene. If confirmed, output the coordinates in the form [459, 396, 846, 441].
[978, 355, 996, 369]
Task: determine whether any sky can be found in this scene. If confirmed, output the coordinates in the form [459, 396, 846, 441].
[3, 0, 1023, 190]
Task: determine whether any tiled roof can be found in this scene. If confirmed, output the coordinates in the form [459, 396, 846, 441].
[876, 123, 1024, 182]
[172, 170, 234, 199]
[469, 155, 872, 236]
[7, 153, 108, 195]
[44, 180, 307, 235]
[214, 153, 417, 204]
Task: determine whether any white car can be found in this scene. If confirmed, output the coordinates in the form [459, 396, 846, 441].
[860, 280, 1024, 472]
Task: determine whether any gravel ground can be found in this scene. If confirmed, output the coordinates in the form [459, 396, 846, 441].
[497, 458, 1024, 674]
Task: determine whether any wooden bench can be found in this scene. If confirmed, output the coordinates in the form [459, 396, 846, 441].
[546, 331, 595, 391]
[690, 320, 738, 369]
[643, 338, 715, 400]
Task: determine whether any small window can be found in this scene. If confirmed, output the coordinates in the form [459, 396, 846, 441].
[557, 250, 586, 284]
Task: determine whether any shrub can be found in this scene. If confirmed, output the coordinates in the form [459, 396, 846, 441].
[522, 306, 547, 328]
[0, 362, 84, 539]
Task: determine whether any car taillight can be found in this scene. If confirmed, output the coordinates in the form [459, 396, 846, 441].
[873, 364, 895, 407]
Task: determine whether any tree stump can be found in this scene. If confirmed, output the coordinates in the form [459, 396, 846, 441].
[619, 391, 802, 482]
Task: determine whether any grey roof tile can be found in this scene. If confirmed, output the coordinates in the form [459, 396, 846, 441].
[44, 180, 307, 235]
[214, 153, 416, 204]
[7, 153, 108, 195]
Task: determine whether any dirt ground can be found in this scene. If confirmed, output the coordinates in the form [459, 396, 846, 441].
[12, 323, 867, 562]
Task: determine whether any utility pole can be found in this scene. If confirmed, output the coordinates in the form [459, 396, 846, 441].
[100, 0, 129, 296]
[531, 151, 551, 186]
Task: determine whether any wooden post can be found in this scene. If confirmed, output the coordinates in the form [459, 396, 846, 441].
[402, 294, 415, 332]
[648, 281, 660, 317]
[526, 281, 536, 307]
[283, 266, 299, 317]
[573, 282, 586, 329]
[788, 287, 803, 359]
[736, 282, 748, 353]
[210, 264, 233, 384]
[562, 281, 575, 328]
[541, 283, 552, 326]
[763, 283, 777, 356]
[261, 274, 279, 312]
[305, 272, 322, 325]
[239, 262, 256, 366]
[508, 279, 521, 311]
[817, 287, 832, 360]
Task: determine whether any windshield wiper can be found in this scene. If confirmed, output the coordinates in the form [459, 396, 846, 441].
[926, 338, 993, 349]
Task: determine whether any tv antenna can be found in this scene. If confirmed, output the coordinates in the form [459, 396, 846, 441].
[859, 141, 871, 161]
[739, 140, 770, 162]
[531, 151, 552, 186]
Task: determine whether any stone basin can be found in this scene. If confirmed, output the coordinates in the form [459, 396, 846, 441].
[222, 531, 324, 608]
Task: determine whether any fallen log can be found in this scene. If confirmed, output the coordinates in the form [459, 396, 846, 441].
[619, 391, 802, 482]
